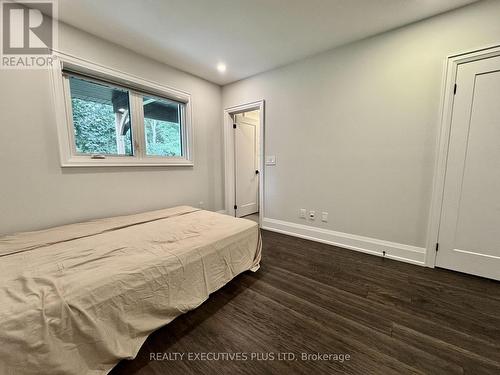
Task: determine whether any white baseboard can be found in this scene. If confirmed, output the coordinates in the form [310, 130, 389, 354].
[261, 218, 426, 266]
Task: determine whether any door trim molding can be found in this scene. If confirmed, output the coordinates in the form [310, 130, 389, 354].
[223, 100, 265, 225]
[426, 44, 500, 268]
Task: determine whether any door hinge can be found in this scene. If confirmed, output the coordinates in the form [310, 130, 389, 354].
[234, 204, 237, 210]
[435, 243, 439, 252]
[453, 84, 457, 95]
[233, 123, 237, 129]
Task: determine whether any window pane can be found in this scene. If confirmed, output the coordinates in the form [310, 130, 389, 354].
[143, 95, 182, 157]
[69, 76, 133, 156]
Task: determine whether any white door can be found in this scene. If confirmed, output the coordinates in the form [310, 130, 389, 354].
[234, 112, 259, 218]
[436, 55, 500, 280]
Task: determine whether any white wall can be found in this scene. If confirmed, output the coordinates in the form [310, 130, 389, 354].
[0, 22, 223, 235]
[222, 0, 500, 249]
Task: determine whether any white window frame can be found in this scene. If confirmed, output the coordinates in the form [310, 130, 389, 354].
[50, 51, 194, 167]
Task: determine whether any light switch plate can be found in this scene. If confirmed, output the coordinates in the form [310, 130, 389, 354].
[265, 155, 276, 166]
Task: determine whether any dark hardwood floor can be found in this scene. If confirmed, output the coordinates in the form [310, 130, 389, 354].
[111, 230, 500, 375]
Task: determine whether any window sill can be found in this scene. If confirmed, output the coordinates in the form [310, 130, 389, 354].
[61, 157, 194, 167]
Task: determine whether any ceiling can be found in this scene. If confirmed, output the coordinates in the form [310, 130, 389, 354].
[55, 0, 480, 85]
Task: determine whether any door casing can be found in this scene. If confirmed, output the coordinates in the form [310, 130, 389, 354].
[426, 44, 500, 268]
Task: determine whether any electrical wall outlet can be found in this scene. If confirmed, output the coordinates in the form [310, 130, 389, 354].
[299, 209, 307, 218]
[321, 212, 328, 222]
[309, 210, 315, 220]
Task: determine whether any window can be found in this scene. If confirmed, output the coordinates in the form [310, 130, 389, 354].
[69, 76, 134, 156]
[53, 54, 192, 167]
[143, 95, 182, 157]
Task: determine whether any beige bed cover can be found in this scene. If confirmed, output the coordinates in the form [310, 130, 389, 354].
[0, 206, 261, 374]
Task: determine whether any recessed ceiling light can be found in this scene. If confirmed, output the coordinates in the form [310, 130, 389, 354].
[217, 63, 226, 73]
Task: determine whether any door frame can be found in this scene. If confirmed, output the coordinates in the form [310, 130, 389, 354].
[426, 44, 500, 268]
[223, 100, 265, 225]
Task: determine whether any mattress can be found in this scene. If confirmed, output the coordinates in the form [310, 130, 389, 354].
[0, 206, 261, 375]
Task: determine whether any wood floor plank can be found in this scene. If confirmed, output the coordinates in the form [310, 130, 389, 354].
[267, 231, 500, 300]
[263, 241, 500, 344]
[391, 323, 500, 375]
[237, 274, 463, 375]
[111, 230, 500, 375]
[258, 263, 500, 363]
[218, 281, 419, 375]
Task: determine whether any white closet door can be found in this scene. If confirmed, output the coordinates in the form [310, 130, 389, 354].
[235, 114, 259, 218]
[436, 55, 500, 280]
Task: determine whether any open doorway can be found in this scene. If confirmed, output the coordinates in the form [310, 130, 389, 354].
[234, 110, 260, 220]
[223, 101, 265, 226]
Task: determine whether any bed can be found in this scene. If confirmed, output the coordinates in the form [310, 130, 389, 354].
[0, 206, 261, 375]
